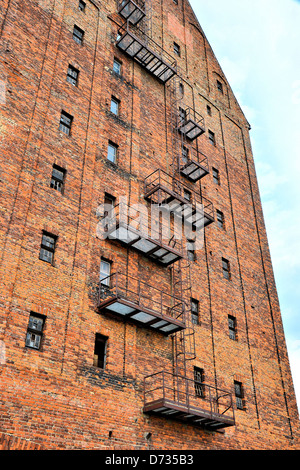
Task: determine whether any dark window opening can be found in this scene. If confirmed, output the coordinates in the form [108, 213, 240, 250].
[73, 25, 84, 45]
[191, 298, 199, 325]
[222, 257, 231, 280]
[93, 334, 108, 369]
[182, 145, 189, 163]
[173, 42, 180, 56]
[25, 313, 46, 350]
[234, 381, 244, 410]
[50, 164, 66, 193]
[39, 232, 57, 264]
[217, 80, 224, 94]
[194, 367, 205, 397]
[216, 209, 224, 229]
[78, 0, 86, 12]
[59, 110, 73, 135]
[208, 129, 216, 145]
[67, 64, 79, 86]
[228, 315, 237, 340]
[207, 105, 212, 116]
[187, 239, 196, 261]
[100, 259, 111, 286]
[212, 167, 220, 185]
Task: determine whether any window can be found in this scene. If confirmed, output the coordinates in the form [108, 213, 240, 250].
[113, 57, 122, 75]
[39, 232, 57, 264]
[50, 164, 66, 193]
[212, 167, 220, 185]
[228, 315, 237, 340]
[107, 141, 118, 163]
[110, 96, 120, 116]
[67, 64, 79, 86]
[234, 381, 244, 410]
[73, 25, 84, 45]
[194, 367, 205, 397]
[104, 193, 115, 217]
[179, 106, 186, 122]
[208, 130, 215, 145]
[222, 257, 231, 280]
[183, 189, 191, 202]
[25, 313, 46, 350]
[93, 334, 108, 369]
[100, 259, 111, 286]
[182, 145, 189, 163]
[216, 209, 224, 229]
[187, 239, 195, 261]
[173, 0, 178, 4]
[206, 105, 212, 116]
[217, 80, 223, 94]
[179, 82, 184, 95]
[191, 298, 199, 325]
[173, 42, 180, 56]
[59, 110, 73, 135]
[78, 0, 86, 11]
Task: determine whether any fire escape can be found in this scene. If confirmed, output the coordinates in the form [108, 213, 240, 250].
[98, 0, 235, 431]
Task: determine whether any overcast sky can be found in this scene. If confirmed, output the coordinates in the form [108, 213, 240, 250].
[189, 0, 300, 411]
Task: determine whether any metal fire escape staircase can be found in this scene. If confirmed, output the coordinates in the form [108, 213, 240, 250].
[98, 1, 235, 430]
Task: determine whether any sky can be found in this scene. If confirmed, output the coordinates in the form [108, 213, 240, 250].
[189, 0, 300, 412]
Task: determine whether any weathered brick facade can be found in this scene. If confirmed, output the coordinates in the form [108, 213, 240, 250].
[0, 0, 299, 450]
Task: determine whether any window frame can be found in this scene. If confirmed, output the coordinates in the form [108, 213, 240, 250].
[110, 96, 120, 116]
[113, 57, 122, 76]
[234, 381, 244, 410]
[93, 333, 108, 369]
[73, 25, 84, 45]
[100, 259, 111, 286]
[208, 129, 216, 146]
[107, 141, 118, 164]
[50, 164, 66, 193]
[191, 298, 199, 325]
[194, 367, 205, 398]
[78, 0, 86, 12]
[212, 167, 220, 185]
[173, 42, 181, 56]
[228, 315, 237, 341]
[222, 257, 231, 280]
[216, 209, 224, 229]
[39, 232, 57, 265]
[59, 110, 73, 136]
[67, 64, 79, 86]
[25, 312, 46, 351]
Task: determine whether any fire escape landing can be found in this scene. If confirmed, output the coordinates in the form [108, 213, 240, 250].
[98, 272, 185, 335]
[144, 371, 235, 430]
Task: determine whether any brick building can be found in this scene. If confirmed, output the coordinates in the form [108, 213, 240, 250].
[0, 0, 299, 450]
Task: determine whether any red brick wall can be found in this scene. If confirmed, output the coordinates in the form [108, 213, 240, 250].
[0, 0, 299, 450]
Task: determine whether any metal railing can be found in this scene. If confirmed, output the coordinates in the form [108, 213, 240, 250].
[98, 272, 185, 323]
[118, 0, 146, 25]
[144, 169, 214, 222]
[144, 371, 235, 421]
[100, 201, 184, 254]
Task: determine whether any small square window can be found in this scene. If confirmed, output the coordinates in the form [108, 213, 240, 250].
[217, 80, 224, 94]
[228, 315, 237, 340]
[173, 42, 180, 56]
[191, 298, 199, 325]
[113, 58, 122, 75]
[59, 110, 73, 135]
[107, 141, 118, 163]
[78, 0, 86, 12]
[50, 164, 66, 193]
[110, 96, 120, 116]
[39, 232, 57, 264]
[67, 64, 79, 86]
[212, 167, 220, 185]
[93, 334, 108, 369]
[73, 25, 84, 45]
[216, 209, 224, 229]
[234, 381, 244, 410]
[25, 313, 46, 350]
[100, 259, 111, 286]
[222, 257, 231, 280]
[208, 129, 216, 145]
